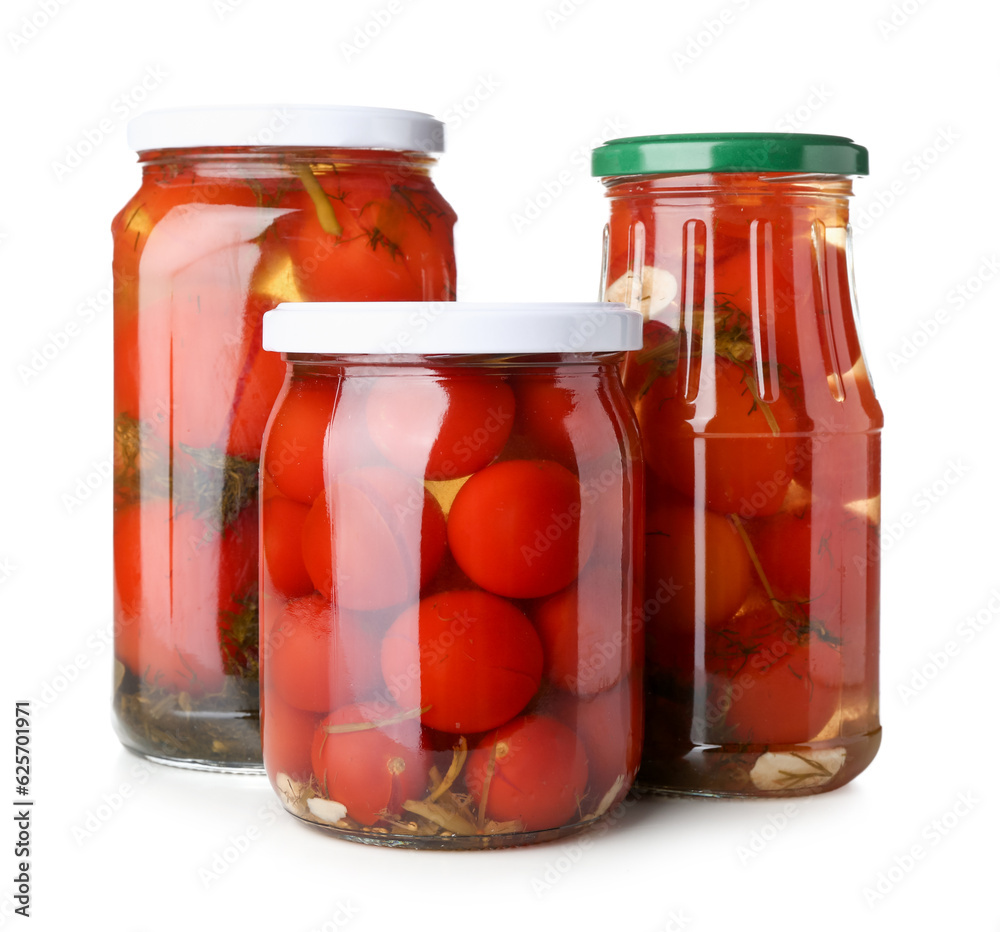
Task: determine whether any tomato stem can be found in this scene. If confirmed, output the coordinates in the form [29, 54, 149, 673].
[321, 704, 426, 735]
[295, 165, 343, 236]
[426, 737, 467, 803]
[477, 742, 499, 831]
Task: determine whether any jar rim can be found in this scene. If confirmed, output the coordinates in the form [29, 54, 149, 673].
[127, 105, 444, 154]
[262, 302, 642, 355]
[592, 132, 868, 177]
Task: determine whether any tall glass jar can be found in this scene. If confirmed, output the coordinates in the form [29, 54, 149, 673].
[112, 107, 456, 771]
[258, 302, 644, 847]
[593, 134, 882, 796]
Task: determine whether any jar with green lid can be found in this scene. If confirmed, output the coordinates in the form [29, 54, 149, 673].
[593, 133, 882, 796]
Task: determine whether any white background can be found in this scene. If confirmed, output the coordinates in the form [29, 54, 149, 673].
[1, 0, 996, 929]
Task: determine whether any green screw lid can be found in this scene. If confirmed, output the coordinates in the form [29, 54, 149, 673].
[591, 133, 868, 177]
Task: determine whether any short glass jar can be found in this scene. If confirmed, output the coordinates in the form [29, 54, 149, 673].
[259, 302, 643, 848]
[593, 133, 882, 797]
[112, 107, 456, 771]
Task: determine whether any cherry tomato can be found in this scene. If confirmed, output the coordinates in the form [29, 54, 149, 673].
[639, 357, 797, 517]
[266, 593, 381, 713]
[513, 374, 618, 466]
[447, 460, 595, 599]
[365, 371, 515, 480]
[551, 682, 642, 801]
[621, 320, 679, 402]
[533, 566, 629, 696]
[466, 715, 589, 831]
[746, 507, 813, 601]
[227, 343, 287, 460]
[263, 376, 340, 505]
[704, 605, 839, 746]
[381, 590, 543, 734]
[279, 176, 442, 302]
[114, 499, 256, 694]
[300, 467, 447, 610]
[311, 701, 427, 826]
[644, 501, 752, 671]
[756, 503, 876, 687]
[261, 496, 313, 599]
[262, 693, 318, 781]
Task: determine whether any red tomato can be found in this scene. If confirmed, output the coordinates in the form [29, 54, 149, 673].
[644, 501, 752, 671]
[114, 499, 256, 694]
[227, 344, 287, 460]
[466, 715, 589, 831]
[747, 504, 873, 684]
[705, 605, 839, 746]
[265, 593, 381, 713]
[263, 376, 340, 505]
[311, 701, 427, 826]
[551, 681, 642, 801]
[262, 693, 318, 781]
[746, 507, 814, 601]
[300, 467, 447, 610]
[381, 590, 543, 734]
[639, 358, 797, 517]
[533, 566, 629, 696]
[261, 496, 313, 599]
[279, 182, 429, 302]
[365, 372, 515, 480]
[621, 320, 679, 403]
[447, 460, 596, 599]
[513, 374, 619, 466]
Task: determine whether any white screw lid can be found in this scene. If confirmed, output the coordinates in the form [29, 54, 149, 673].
[127, 105, 444, 153]
[262, 302, 642, 355]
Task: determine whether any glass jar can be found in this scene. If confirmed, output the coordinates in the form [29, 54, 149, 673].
[258, 302, 643, 848]
[593, 134, 882, 796]
[112, 107, 457, 771]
